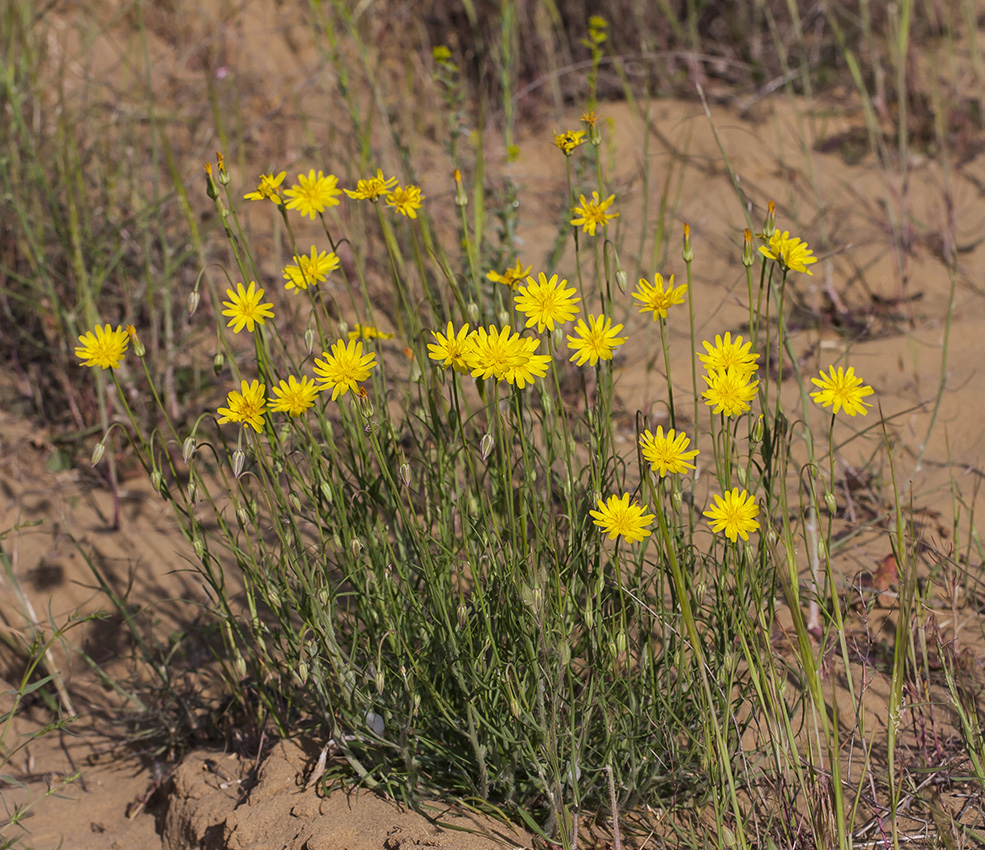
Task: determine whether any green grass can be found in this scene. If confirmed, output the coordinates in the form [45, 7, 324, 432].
[3, 1, 985, 848]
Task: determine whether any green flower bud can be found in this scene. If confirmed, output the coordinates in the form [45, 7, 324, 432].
[213, 351, 224, 376]
[232, 450, 246, 478]
[91, 439, 106, 466]
[182, 436, 196, 463]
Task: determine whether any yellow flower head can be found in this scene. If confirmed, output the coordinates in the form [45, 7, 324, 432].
[344, 169, 399, 202]
[75, 324, 128, 370]
[759, 230, 817, 275]
[810, 365, 874, 417]
[283, 170, 342, 219]
[698, 332, 759, 378]
[590, 493, 654, 544]
[313, 339, 378, 401]
[463, 325, 528, 382]
[702, 367, 759, 417]
[221, 281, 274, 333]
[269, 375, 320, 417]
[217, 379, 267, 433]
[554, 130, 586, 156]
[244, 171, 286, 205]
[486, 259, 532, 289]
[282, 246, 340, 293]
[348, 323, 395, 341]
[633, 273, 688, 321]
[514, 272, 581, 333]
[639, 427, 700, 477]
[567, 314, 626, 367]
[427, 322, 475, 373]
[580, 111, 598, 128]
[386, 184, 425, 218]
[704, 487, 760, 542]
[570, 191, 618, 236]
[506, 336, 552, 390]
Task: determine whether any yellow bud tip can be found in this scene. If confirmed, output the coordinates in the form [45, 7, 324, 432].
[683, 223, 690, 238]
[453, 169, 461, 183]
[768, 200, 775, 214]
[744, 228, 752, 243]
[126, 324, 137, 340]
[204, 162, 213, 176]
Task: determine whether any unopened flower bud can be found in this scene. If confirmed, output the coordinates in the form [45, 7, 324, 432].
[763, 200, 776, 240]
[91, 439, 106, 466]
[742, 228, 754, 267]
[126, 324, 145, 358]
[457, 603, 468, 630]
[268, 588, 280, 607]
[304, 327, 316, 354]
[215, 151, 230, 185]
[320, 479, 333, 504]
[350, 537, 363, 558]
[375, 669, 385, 694]
[615, 630, 628, 655]
[182, 436, 196, 463]
[296, 661, 309, 685]
[187, 289, 201, 317]
[480, 433, 494, 460]
[317, 588, 330, 606]
[399, 463, 411, 487]
[682, 223, 694, 263]
[736, 465, 747, 487]
[289, 492, 301, 513]
[671, 490, 682, 510]
[615, 268, 628, 294]
[150, 469, 163, 491]
[204, 162, 218, 199]
[750, 415, 764, 444]
[187, 480, 198, 504]
[233, 656, 247, 679]
[584, 603, 594, 630]
[232, 449, 246, 478]
[454, 169, 467, 207]
[237, 504, 249, 526]
[337, 319, 349, 337]
[213, 351, 224, 376]
[193, 537, 205, 559]
[509, 696, 521, 719]
[497, 310, 509, 328]
[766, 527, 779, 549]
[466, 301, 479, 325]
[824, 491, 837, 516]
[558, 639, 571, 666]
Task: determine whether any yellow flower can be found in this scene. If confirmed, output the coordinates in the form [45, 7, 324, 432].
[590, 493, 654, 543]
[639, 427, 699, 477]
[506, 336, 552, 390]
[704, 487, 760, 542]
[313, 339, 377, 401]
[514, 272, 581, 333]
[632, 274, 688, 321]
[702, 367, 759, 417]
[486, 259, 532, 289]
[283, 170, 342, 219]
[348, 323, 395, 341]
[570, 191, 618, 236]
[386, 184, 425, 218]
[554, 130, 586, 156]
[464, 325, 527, 382]
[282, 246, 340, 293]
[810, 365, 874, 417]
[759, 230, 818, 275]
[567, 314, 626, 367]
[427, 322, 475, 373]
[580, 111, 598, 127]
[244, 171, 286, 204]
[698, 332, 759, 379]
[217, 379, 267, 433]
[344, 169, 399, 202]
[75, 324, 128, 369]
[221, 281, 274, 333]
[269, 375, 320, 417]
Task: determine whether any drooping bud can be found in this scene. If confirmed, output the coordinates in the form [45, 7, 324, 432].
[480, 433, 494, 460]
[824, 490, 837, 516]
[213, 351, 224, 376]
[204, 162, 218, 200]
[232, 450, 246, 478]
[304, 327, 316, 355]
[466, 301, 479, 325]
[91, 439, 106, 466]
[182, 436, 196, 463]
[193, 537, 205, 559]
[187, 289, 201, 317]
[399, 463, 411, 488]
[350, 537, 364, 558]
